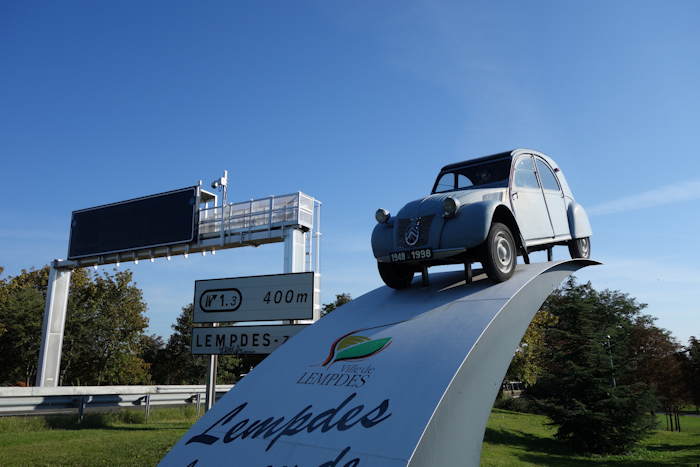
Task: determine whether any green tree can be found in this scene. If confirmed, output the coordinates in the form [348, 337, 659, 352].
[506, 309, 558, 386]
[140, 334, 167, 383]
[60, 269, 151, 385]
[630, 317, 689, 415]
[321, 293, 352, 317]
[683, 336, 700, 411]
[0, 266, 3, 339]
[0, 264, 4, 330]
[0, 266, 152, 386]
[530, 278, 657, 454]
[155, 304, 242, 385]
[0, 267, 48, 385]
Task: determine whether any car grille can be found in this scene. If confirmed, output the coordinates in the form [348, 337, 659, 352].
[397, 215, 434, 248]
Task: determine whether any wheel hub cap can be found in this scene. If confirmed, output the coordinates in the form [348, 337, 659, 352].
[495, 233, 512, 272]
[580, 238, 589, 257]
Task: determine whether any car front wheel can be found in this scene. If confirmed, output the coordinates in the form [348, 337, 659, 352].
[483, 222, 516, 283]
[378, 262, 415, 289]
[568, 237, 591, 259]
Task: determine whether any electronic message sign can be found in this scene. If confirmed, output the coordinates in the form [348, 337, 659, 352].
[68, 186, 197, 259]
[193, 272, 315, 323]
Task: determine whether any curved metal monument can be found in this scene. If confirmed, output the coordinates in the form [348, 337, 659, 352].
[161, 259, 598, 467]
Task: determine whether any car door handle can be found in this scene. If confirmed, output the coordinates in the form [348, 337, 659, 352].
[511, 192, 518, 200]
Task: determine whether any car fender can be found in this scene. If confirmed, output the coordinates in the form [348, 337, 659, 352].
[440, 200, 503, 250]
[567, 201, 592, 239]
[371, 218, 395, 258]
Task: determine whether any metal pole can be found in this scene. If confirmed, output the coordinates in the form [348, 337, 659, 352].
[36, 261, 73, 387]
[313, 201, 322, 322]
[78, 396, 87, 422]
[283, 229, 305, 273]
[606, 335, 616, 388]
[204, 321, 220, 412]
[314, 200, 322, 274]
[268, 196, 274, 239]
[145, 393, 151, 421]
[205, 354, 218, 412]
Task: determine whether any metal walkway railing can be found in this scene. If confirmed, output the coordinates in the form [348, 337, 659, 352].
[198, 192, 315, 237]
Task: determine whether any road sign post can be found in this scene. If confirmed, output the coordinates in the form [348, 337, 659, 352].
[193, 272, 317, 411]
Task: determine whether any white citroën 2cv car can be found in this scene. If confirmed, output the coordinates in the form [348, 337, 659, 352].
[371, 149, 592, 289]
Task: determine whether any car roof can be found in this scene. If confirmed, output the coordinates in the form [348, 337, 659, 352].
[435, 148, 573, 197]
[439, 150, 514, 172]
[438, 148, 556, 172]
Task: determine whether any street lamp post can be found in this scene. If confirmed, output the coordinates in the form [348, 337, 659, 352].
[605, 334, 616, 388]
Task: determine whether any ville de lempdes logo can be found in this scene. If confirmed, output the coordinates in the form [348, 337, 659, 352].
[296, 324, 396, 389]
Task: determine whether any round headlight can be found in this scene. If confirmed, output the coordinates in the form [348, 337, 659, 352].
[443, 197, 460, 217]
[375, 208, 390, 224]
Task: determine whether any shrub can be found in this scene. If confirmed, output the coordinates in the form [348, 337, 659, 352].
[494, 395, 541, 414]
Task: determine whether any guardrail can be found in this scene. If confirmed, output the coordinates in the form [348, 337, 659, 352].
[0, 384, 234, 419]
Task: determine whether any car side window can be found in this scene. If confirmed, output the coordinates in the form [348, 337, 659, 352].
[513, 157, 540, 189]
[457, 174, 473, 189]
[434, 173, 455, 193]
[535, 159, 560, 192]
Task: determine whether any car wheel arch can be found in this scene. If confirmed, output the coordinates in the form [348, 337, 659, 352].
[489, 204, 526, 256]
[566, 201, 593, 239]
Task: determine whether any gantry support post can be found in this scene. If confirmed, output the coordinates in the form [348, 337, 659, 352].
[36, 261, 72, 387]
[283, 228, 306, 273]
[284, 228, 320, 321]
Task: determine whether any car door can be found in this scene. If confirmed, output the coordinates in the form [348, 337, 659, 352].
[510, 156, 554, 241]
[535, 158, 570, 238]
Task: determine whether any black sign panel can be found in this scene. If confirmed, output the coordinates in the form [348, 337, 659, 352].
[68, 187, 197, 259]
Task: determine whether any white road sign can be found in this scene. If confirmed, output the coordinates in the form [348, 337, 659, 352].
[193, 272, 315, 323]
[191, 325, 307, 355]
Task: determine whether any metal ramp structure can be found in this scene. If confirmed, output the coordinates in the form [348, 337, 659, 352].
[160, 259, 598, 467]
[37, 191, 321, 387]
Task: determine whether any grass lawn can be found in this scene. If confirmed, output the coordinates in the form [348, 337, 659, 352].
[0, 407, 698, 466]
[482, 409, 700, 466]
[0, 408, 196, 467]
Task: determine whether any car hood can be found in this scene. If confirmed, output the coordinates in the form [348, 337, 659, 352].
[396, 188, 506, 218]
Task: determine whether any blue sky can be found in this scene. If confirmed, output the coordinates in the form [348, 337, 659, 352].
[1, 1, 698, 344]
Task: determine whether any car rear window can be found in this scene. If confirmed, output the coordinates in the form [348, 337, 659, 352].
[433, 158, 511, 193]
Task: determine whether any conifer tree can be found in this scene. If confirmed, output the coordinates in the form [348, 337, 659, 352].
[530, 278, 656, 454]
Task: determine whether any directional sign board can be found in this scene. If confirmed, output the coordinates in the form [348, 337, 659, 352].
[191, 325, 307, 355]
[193, 272, 315, 323]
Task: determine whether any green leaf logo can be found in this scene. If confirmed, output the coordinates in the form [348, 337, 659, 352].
[321, 334, 392, 366]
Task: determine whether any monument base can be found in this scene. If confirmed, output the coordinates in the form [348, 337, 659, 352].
[161, 259, 598, 467]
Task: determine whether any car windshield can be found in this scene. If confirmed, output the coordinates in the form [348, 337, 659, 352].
[432, 158, 511, 193]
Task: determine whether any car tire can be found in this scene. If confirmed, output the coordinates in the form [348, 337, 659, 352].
[568, 237, 591, 259]
[483, 222, 516, 283]
[378, 262, 415, 289]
